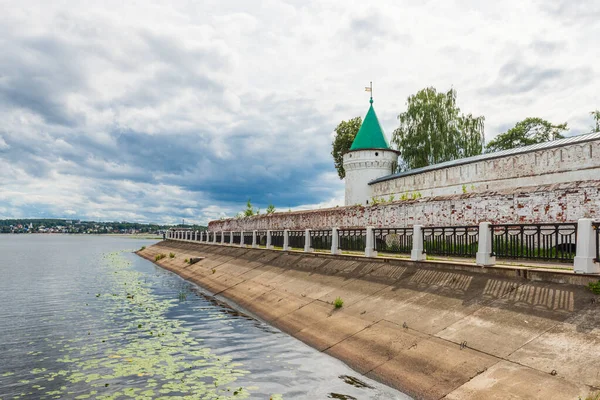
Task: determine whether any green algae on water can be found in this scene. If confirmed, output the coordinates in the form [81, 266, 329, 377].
[21, 250, 254, 399]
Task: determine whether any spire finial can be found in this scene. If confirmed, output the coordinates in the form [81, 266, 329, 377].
[365, 81, 373, 104]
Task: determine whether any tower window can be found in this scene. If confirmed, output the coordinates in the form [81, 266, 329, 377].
[375, 152, 379, 156]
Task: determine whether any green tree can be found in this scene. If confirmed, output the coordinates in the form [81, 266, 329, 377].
[391, 87, 485, 170]
[243, 199, 257, 217]
[266, 204, 276, 214]
[486, 117, 568, 153]
[331, 116, 362, 179]
[591, 110, 600, 132]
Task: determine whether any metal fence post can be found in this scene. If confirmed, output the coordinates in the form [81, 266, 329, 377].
[252, 230, 257, 248]
[411, 225, 426, 261]
[574, 218, 599, 274]
[283, 229, 290, 251]
[266, 230, 273, 249]
[365, 226, 377, 257]
[304, 229, 313, 252]
[331, 227, 341, 255]
[476, 222, 496, 267]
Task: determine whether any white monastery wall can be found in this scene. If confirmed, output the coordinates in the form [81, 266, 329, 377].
[370, 137, 600, 200]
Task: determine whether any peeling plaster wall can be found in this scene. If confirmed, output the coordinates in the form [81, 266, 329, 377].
[208, 181, 600, 231]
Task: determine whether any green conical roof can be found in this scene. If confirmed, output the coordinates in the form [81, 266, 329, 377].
[350, 98, 390, 151]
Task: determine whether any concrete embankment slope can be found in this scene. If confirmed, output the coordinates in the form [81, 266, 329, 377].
[138, 241, 600, 400]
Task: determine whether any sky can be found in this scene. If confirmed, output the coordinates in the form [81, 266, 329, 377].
[0, 0, 599, 225]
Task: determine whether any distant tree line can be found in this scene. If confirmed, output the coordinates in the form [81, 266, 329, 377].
[0, 219, 207, 234]
[332, 86, 600, 178]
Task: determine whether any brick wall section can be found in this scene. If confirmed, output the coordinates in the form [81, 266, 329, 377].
[208, 180, 600, 231]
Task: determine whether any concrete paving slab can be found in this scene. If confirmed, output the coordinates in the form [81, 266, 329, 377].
[271, 300, 334, 334]
[326, 320, 428, 374]
[247, 290, 312, 322]
[437, 282, 591, 358]
[295, 312, 372, 351]
[444, 360, 593, 400]
[318, 278, 391, 308]
[508, 305, 600, 387]
[368, 336, 499, 400]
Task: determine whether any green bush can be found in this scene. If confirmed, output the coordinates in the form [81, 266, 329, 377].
[155, 253, 166, 261]
[140, 246, 146, 251]
[334, 297, 344, 308]
[169, 252, 175, 259]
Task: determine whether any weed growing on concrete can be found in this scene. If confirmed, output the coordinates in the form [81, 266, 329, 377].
[334, 297, 344, 308]
[178, 291, 187, 301]
[169, 252, 175, 259]
[212, 268, 216, 274]
[184, 258, 189, 263]
[588, 281, 600, 295]
[140, 246, 146, 251]
[155, 254, 166, 261]
[581, 393, 600, 400]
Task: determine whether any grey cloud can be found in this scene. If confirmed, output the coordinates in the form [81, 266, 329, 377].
[540, 0, 600, 23]
[345, 12, 412, 49]
[0, 36, 87, 126]
[481, 60, 592, 96]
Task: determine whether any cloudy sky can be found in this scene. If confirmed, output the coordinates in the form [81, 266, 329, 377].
[1, 0, 599, 225]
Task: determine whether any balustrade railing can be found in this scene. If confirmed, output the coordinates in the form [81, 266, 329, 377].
[423, 226, 479, 257]
[593, 222, 599, 262]
[310, 230, 332, 251]
[491, 223, 577, 262]
[256, 231, 267, 247]
[288, 230, 306, 249]
[232, 231, 241, 244]
[338, 229, 367, 252]
[271, 230, 285, 248]
[374, 228, 413, 254]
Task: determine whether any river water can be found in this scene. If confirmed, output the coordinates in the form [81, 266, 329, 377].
[0, 235, 409, 400]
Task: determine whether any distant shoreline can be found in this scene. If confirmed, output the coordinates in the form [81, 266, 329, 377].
[1, 233, 163, 239]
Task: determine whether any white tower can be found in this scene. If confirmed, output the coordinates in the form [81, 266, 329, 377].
[343, 97, 399, 206]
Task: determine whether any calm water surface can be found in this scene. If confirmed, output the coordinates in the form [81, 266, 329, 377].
[0, 235, 409, 399]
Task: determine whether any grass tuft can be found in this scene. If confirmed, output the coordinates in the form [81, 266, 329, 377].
[333, 297, 344, 308]
[155, 253, 166, 261]
[169, 252, 176, 259]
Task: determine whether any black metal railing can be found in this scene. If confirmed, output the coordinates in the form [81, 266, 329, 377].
[243, 231, 253, 245]
[423, 226, 479, 257]
[288, 230, 306, 249]
[271, 230, 284, 248]
[207, 231, 213, 242]
[232, 231, 241, 244]
[338, 229, 367, 252]
[256, 231, 267, 247]
[593, 222, 599, 263]
[216, 232, 222, 243]
[491, 223, 577, 262]
[374, 228, 413, 254]
[310, 230, 333, 250]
